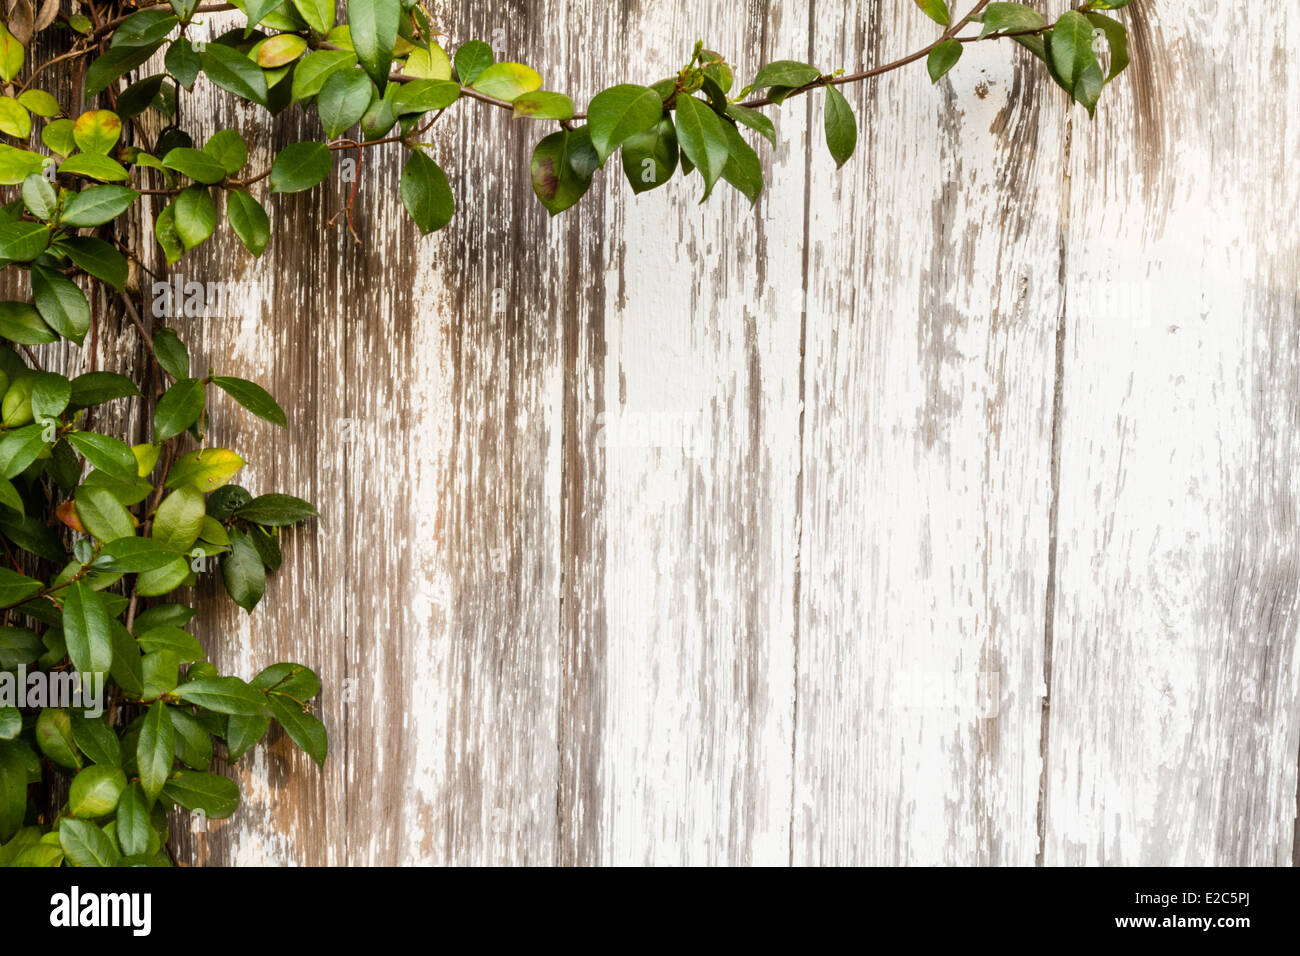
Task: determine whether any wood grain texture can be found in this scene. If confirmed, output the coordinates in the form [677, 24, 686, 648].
[39, 1, 1296, 865]
[792, 0, 1065, 866]
[1041, 1, 1300, 866]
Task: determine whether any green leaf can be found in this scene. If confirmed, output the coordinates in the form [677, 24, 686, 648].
[137, 701, 174, 800]
[292, 0, 335, 34]
[0, 626, 40, 667]
[225, 714, 270, 761]
[31, 265, 90, 344]
[174, 185, 216, 250]
[153, 487, 206, 551]
[291, 49, 355, 101]
[17, 90, 59, 118]
[163, 770, 240, 818]
[914, 0, 950, 26]
[96, 537, 182, 574]
[389, 79, 460, 115]
[165, 37, 202, 90]
[1050, 10, 1105, 112]
[0, 478, 23, 516]
[153, 377, 205, 441]
[720, 122, 763, 204]
[453, 40, 493, 85]
[165, 447, 246, 492]
[0, 98, 31, 140]
[115, 783, 151, 856]
[530, 127, 598, 216]
[348, 0, 401, 93]
[317, 68, 373, 137]
[0, 425, 46, 480]
[58, 153, 129, 182]
[512, 91, 574, 121]
[620, 116, 678, 195]
[69, 371, 141, 408]
[673, 95, 729, 201]
[0, 221, 51, 261]
[0, 301, 55, 345]
[36, 709, 80, 768]
[0, 24, 23, 84]
[927, 38, 963, 83]
[724, 104, 776, 147]
[69, 765, 127, 818]
[471, 62, 543, 102]
[153, 328, 190, 379]
[823, 85, 857, 168]
[0, 567, 42, 606]
[269, 140, 331, 193]
[235, 493, 320, 526]
[251, 661, 322, 699]
[68, 431, 138, 479]
[169, 707, 213, 769]
[134, 557, 190, 598]
[60, 185, 139, 228]
[978, 2, 1046, 38]
[57, 237, 128, 290]
[162, 146, 227, 184]
[30, 371, 71, 420]
[112, 10, 180, 49]
[222, 527, 267, 612]
[154, 203, 183, 265]
[200, 42, 270, 106]
[71, 713, 122, 767]
[1086, 12, 1129, 83]
[136, 625, 204, 663]
[399, 150, 455, 235]
[0, 147, 49, 187]
[63, 581, 113, 677]
[59, 818, 121, 866]
[751, 60, 821, 90]
[587, 84, 664, 166]
[0, 707, 19, 740]
[75, 484, 136, 542]
[21, 174, 56, 220]
[174, 675, 269, 715]
[0, 741, 28, 840]
[226, 191, 270, 256]
[269, 696, 327, 766]
[85, 42, 165, 97]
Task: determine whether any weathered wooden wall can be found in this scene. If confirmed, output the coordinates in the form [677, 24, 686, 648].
[131, 0, 1300, 864]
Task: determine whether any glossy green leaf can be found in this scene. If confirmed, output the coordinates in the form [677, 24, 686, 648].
[59, 818, 120, 867]
[226, 190, 271, 256]
[399, 150, 454, 235]
[31, 265, 90, 344]
[137, 701, 174, 799]
[154, 377, 205, 441]
[348, 0, 401, 93]
[587, 84, 664, 166]
[269, 140, 331, 193]
[823, 85, 857, 168]
[222, 527, 267, 612]
[927, 38, 963, 83]
[673, 95, 729, 201]
[530, 127, 598, 216]
[63, 581, 113, 677]
[200, 42, 270, 106]
[317, 68, 373, 137]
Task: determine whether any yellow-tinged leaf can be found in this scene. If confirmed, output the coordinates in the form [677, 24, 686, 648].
[72, 110, 122, 155]
[471, 63, 542, 102]
[0, 98, 31, 139]
[132, 443, 161, 478]
[0, 144, 47, 184]
[254, 35, 308, 68]
[403, 44, 452, 81]
[0, 24, 23, 84]
[165, 448, 246, 492]
[16, 89, 59, 118]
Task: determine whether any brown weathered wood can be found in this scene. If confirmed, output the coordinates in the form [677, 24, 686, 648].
[30, 1, 1294, 866]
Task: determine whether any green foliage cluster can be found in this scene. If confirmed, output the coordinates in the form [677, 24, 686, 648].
[0, 0, 1133, 866]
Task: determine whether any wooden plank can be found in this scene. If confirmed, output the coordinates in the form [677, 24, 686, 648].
[791, 0, 1067, 865]
[163, 6, 572, 864]
[565, 0, 808, 866]
[1041, 1, 1300, 865]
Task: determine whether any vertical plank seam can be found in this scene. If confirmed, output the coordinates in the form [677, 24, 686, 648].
[786, 0, 817, 869]
[1034, 112, 1074, 868]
